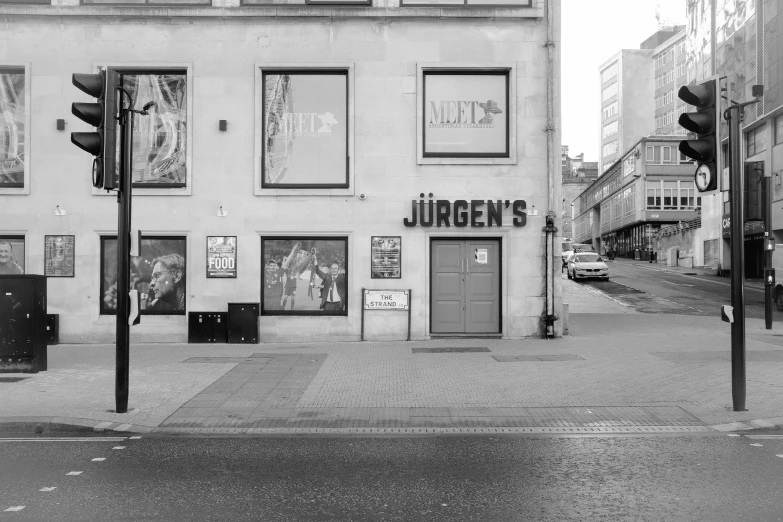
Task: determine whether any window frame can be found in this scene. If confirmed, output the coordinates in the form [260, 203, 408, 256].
[99, 234, 188, 316]
[81, 0, 208, 5]
[260, 235, 349, 317]
[417, 63, 516, 165]
[0, 63, 31, 195]
[260, 69, 350, 190]
[91, 63, 193, 197]
[255, 63, 355, 196]
[775, 115, 783, 146]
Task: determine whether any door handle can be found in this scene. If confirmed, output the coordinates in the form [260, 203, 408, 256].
[466, 258, 470, 274]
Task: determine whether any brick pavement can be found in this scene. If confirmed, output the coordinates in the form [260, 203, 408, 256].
[1, 277, 782, 435]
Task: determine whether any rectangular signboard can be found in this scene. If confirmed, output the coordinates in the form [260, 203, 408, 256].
[44, 235, 75, 277]
[207, 236, 237, 278]
[364, 290, 409, 310]
[371, 236, 401, 278]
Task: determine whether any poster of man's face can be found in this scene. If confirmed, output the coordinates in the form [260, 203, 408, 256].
[261, 238, 347, 315]
[0, 237, 24, 275]
[101, 236, 187, 315]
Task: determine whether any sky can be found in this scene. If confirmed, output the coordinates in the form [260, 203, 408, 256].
[561, 0, 686, 163]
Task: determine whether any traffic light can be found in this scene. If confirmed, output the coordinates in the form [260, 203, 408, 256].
[678, 79, 718, 192]
[71, 70, 119, 191]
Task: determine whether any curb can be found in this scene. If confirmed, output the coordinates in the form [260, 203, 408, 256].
[2, 415, 779, 436]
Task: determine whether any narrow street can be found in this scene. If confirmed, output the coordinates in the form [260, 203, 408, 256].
[572, 258, 776, 319]
[2, 432, 783, 521]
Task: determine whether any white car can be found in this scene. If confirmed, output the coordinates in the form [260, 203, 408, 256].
[567, 252, 609, 281]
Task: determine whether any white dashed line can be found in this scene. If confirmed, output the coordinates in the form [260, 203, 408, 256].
[129, 436, 142, 440]
[727, 434, 740, 437]
[66, 471, 83, 476]
[112, 446, 126, 450]
[91, 458, 106, 462]
[750, 443, 763, 447]
[4, 506, 25, 512]
[0, 437, 126, 442]
[777, 455, 783, 458]
[39, 487, 57, 492]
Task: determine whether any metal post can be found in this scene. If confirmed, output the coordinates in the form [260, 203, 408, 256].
[115, 100, 133, 414]
[407, 289, 411, 341]
[360, 288, 365, 342]
[765, 174, 773, 330]
[728, 105, 746, 411]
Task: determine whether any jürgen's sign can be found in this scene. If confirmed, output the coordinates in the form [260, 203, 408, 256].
[404, 197, 527, 228]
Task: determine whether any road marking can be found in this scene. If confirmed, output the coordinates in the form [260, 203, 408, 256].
[746, 435, 783, 439]
[4, 507, 25, 512]
[727, 434, 740, 437]
[632, 264, 766, 292]
[777, 455, 783, 458]
[66, 471, 83, 476]
[0, 437, 126, 442]
[662, 280, 695, 287]
[112, 446, 126, 450]
[750, 443, 763, 447]
[129, 436, 142, 440]
[91, 458, 106, 462]
[39, 487, 57, 492]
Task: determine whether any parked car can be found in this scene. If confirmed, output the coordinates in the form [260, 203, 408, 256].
[567, 252, 609, 281]
[573, 243, 596, 253]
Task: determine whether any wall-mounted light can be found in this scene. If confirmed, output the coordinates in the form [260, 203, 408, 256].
[216, 206, 228, 217]
[54, 205, 67, 216]
[521, 205, 540, 216]
[219, 120, 228, 132]
[56, 119, 66, 131]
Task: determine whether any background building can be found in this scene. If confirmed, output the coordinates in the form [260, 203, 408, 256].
[0, 0, 564, 342]
[647, 26, 688, 136]
[561, 145, 596, 239]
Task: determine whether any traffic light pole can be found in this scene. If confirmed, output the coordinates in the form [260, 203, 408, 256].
[726, 104, 746, 412]
[765, 175, 773, 330]
[115, 98, 134, 414]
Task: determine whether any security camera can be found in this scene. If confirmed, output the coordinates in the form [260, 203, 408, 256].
[358, 193, 367, 200]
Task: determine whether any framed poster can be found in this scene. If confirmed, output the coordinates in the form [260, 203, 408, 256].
[101, 236, 187, 315]
[423, 70, 509, 157]
[206, 236, 237, 278]
[371, 236, 401, 279]
[261, 70, 349, 188]
[0, 236, 25, 274]
[0, 67, 26, 188]
[44, 235, 75, 277]
[261, 237, 348, 316]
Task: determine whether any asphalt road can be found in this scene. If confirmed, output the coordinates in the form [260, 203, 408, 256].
[1, 433, 783, 521]
[578, 259, 777, 319]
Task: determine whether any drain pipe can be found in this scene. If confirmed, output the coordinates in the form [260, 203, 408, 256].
[542, 0, 559, 338]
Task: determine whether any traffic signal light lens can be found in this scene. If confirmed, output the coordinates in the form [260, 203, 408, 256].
[678, 84, 714, 108]
[71, 132, 102, 156]
[72, 102, 103, 127]
[678, 140, 714, 163]
[72, 72, 105, 98]
[677, 112, 715, 135]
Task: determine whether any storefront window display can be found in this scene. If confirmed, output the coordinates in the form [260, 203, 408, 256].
[0, 236, 24, 274]
[0, 68, 25, 188]
[261, 237, 348, 315]
[262, 71, 348, 188]
[423, 70, 509, 157]
[101, 236, 187, 315]
[116, 71, 188, 187]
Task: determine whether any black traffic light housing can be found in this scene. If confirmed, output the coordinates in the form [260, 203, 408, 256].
[71, 70, 119, 191]
[678, 79, 718, 192]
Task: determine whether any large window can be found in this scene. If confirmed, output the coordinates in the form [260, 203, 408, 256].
[602, 140, 618, 158]
[423, 70, 509, 158]
[262, 71, 348, 188]
[261, 237, 348, 316]
[679, 181, 695, 209]
[775, 115, 783, 146]
[663, 181, 677, 210]
[0, 67, 25, 188]
[646, 182, 661, 210]
[601, 63, 618, 84]
[602, 102, 618, 121]
[101, 236, 187, 315]
[602, 83, 618, 103]
[116, 71, 188, 187]
[602, 121, 618, 139]
[746, 126, 766, 157]
[646, 145, 678, 164]
[0, 236, 25, 274]
[400, 0, 531, 5]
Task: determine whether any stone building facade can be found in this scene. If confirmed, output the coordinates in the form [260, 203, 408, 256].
[0, 0, 563, 343]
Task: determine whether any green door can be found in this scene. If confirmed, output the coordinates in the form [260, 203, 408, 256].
[431, 239, 500, 334]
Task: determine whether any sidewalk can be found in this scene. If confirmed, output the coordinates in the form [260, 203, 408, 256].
[2, 282, 782, 436]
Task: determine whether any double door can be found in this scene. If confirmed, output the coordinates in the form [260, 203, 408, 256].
[431, 239, 500, 334]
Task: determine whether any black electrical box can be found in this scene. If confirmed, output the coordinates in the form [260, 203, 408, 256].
[0, 275, 48, 372]
[46, 314, 59, 345]
[188, 312, 228, 343]
[228, 303, 259, 344]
